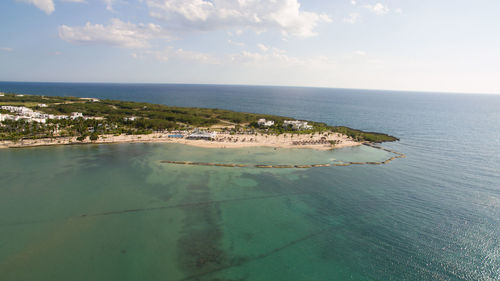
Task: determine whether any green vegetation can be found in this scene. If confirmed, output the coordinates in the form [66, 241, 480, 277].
[0, 93, 398, 143]
[330, 126, 398, 142]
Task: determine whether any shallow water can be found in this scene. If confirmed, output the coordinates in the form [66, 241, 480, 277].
[0, 83, 499, 280]
[0, 144, 393, 281]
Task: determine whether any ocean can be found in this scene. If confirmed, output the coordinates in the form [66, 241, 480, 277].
[0, 82, 498, 281]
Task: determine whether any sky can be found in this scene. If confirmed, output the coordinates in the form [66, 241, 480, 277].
[1, 0, 499, 94]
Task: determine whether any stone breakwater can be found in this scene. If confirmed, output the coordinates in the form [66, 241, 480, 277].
[160, 144, 405, 169]
[160, 161, 248, 168]
[160, 161, 337, 168]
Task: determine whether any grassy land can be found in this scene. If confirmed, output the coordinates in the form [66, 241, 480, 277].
[0, 93, 398, 142]
[0, 102, 41, 107]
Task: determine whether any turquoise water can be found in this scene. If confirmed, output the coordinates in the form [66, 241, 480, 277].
[0, 144, 394, 281]
[0, 83, 499, 280]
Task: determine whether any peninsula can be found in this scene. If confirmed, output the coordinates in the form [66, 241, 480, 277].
[0, 92, 398, 149]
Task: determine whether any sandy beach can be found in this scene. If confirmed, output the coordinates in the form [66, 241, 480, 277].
[0, 132, 361, 150]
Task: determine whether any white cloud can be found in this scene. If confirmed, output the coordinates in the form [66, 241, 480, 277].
[135, 44, 329, 68]
[18, 0, 55, 14]
[58, 18, 169, 48]
[169, 47, 219, 64]
[144, 0, 331, 37]
[350, 0, 356, 5]
[231, 50, 294, 64]
[364, 3, 389, 15]
[103, 0, 114, 11]
[229, 47, 334, 69]
[18, 0, 85, 15]
[257, 43, 269, 52]
[343, 13, 359, 24]
[395, 8, 402, 14]
[136, 47, 220, 64]
[0, 47, 14, 52]
[228, 39, 245, 47]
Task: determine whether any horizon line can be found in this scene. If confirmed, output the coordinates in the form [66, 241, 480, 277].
[0, 80, 499, 96]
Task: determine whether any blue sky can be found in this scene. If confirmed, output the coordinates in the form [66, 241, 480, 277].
[1, 0, 499, 94]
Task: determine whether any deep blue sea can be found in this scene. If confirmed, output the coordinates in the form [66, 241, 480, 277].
[0, 82, 499, 280]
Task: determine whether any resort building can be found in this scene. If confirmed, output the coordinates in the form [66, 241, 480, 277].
[3, 106, 38, 115]
[80, 98, 101, 102]
[257, 118, 275, 127]
[124, 116, 137, 121]
[283, 120, 313, 130]
[0, 105, 72, 123]
[71, 112, 84, 119]
[0, 93, 4, 97]
[187, 130, 217, 140]
[37, 104, 48, 108]
[50, 114, 69, 120]
[32, 118, 46, 124]
[0, 113, 13, 122]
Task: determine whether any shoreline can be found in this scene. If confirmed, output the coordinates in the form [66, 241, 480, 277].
[0, 132, 361, 150]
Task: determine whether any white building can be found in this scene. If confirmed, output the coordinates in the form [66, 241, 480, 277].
[188, 130, 217, 140]
[32, 118, 46, 124]
[71, 112, 84, 119]
[0, 113, 13, 122]
[13, 116, 26, 122]
[0, 93, 4, 97]
[283, 120, 313, 130]
[257, 118, 275, 127]
[37, 104, 48, 108]
[50, 114, 68, 120]
[80, 97, 100, 102]
[1, 106, 34, 115]
[16, 94, 24, 97]
[124, 116, 136, 121]
[0, 105, 69, 123]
